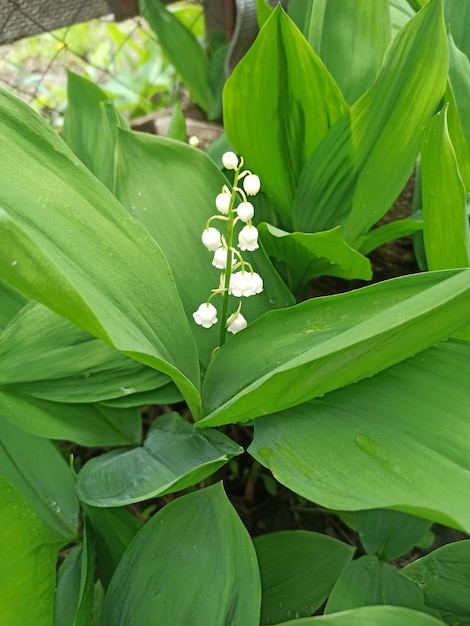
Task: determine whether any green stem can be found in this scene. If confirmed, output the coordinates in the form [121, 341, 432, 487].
[219, 169, 240, 347]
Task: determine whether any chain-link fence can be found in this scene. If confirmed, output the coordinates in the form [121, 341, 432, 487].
[0, 0, 226, 127]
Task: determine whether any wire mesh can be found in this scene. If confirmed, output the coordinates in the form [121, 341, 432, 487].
[0, 0, 215, 128]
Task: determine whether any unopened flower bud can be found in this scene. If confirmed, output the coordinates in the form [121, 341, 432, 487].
[222, 151, 239, 170]
[243, 173, 260, 196]
[238, 224, 259, 251]
[215, 191, 231, 215]
[193, 302, 218, 328]
[236, 201, 254, 222]
[227, 312, 248, 334]
[202, 227, 222, 251]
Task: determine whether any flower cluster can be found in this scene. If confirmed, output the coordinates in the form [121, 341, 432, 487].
[193, 152, 263, 342]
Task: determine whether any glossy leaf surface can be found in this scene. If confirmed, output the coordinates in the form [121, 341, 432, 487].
[0, 477, 59, 626]
[306, 0, 391, 104]
[77, 412, 243, 506]
[224, 5, 347, 224]
[0, 391, 141, 446]
[250, 340, 470, 532]
[62, 70, 127, 191]
[254, 531, 354, 624]
[0, 419, 79, 539]
[259, 223, 371, 293]
[402, 540, 470, 622]
[325, 555, 427, 614]
[294, 0, 447, 243]
[200, 269, 470, 426]
[0, 88, 201, 416]
[421, 108, 470, 269]
[0, 302, 170, 403]
[101, 483, 261, 625]
[357, 509, 432, 561]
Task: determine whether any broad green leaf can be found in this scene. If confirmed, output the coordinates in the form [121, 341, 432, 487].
[83, 504, 142, 589]
[421, 107, 470, 269]
[62, 71, 127, 191]
[294, 0, 448, 244]
[114, 128, 294, 366]
[0, 88, 201, 416]
[0, 477, 60, 626]
[448, 34, 470, 186]
[55, 526, 96, 626]
[259, 223, 372, 294]
[0, 279, 27, 331]
[0, 419, 79, 539]
[138, 0, 212, 114]
[444, 0, 470, 62]
[307, 0, 391, 104]
[199, 269, 470, 426]
[325, 555, 428, 614]
[356, 218, 423, 255]
[77, 412, 242, 506]
[402, 540, 470, 622]
[277, 605, 444, 625]
[101, 483, 261, 626]
[223, 5, 347, 225]
[0, 302, 171, 403]
[254, 531, 354, 624]
[0, 391, 141, 446]
[357, 509, 432, 560]
[249, 340, 470, 532]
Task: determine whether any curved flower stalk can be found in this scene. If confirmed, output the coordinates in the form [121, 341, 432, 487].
[193, 152, 263, 349]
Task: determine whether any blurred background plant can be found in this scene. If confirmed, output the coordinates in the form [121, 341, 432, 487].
[0, 2, 208, 128]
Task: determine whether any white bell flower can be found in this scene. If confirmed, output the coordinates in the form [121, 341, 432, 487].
[238, 224, 259, 251]
[215, 191, 231, 215]
[193, 302, 218, 328]
[222, 151, 239, 170]
[227, 312, 248, 334]
[229, 271, 263, 297]
[201, 227, 222, 251]
[249, 271, 264, 295]
[236, 201, 254, 222]
[212, 247, 235, 269]
[243, 173, 261, 196]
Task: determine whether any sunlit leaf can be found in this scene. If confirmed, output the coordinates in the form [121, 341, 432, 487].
[224, 5, 347, 224]
[0, 88, 201, 416]
[200, 269, 470, 426]
[294, 0, 447, 244]
[306, 0, 391, 104]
